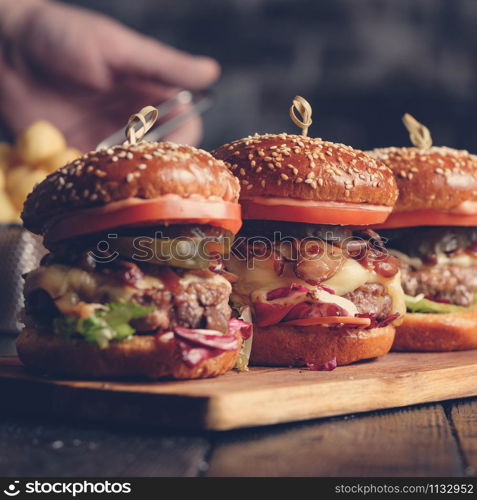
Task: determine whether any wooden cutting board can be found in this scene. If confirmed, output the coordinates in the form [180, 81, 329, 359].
[1, 352, 476, 430]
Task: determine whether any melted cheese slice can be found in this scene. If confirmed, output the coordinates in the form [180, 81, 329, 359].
[390, 249, 477, 269]
[24, 264, 231, 315]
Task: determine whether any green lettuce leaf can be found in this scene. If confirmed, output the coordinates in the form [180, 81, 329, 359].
[404, 294, 473, 314]
[234, 305, 253, 372]
[53, 302, 154, 348]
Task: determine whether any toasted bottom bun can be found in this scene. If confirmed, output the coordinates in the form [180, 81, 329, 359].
[393, 310, 477, 352]
[249, 324, 395, 366]
[16, 328, 240, 380]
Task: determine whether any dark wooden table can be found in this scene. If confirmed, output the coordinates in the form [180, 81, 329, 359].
[0, 335, 476, 477]
[0, 399, 476, 477]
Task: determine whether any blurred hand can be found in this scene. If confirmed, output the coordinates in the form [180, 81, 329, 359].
[0, 0, 220, 150]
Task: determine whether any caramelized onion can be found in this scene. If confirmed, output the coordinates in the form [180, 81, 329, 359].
[356, 248, 400, 278]
[294, 240, 346, 284]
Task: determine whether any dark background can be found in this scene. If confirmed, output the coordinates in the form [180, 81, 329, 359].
[62, 0, 477, 152]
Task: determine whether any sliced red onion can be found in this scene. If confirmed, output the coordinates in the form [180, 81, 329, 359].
[178, 342, 215, 368]
[424, 295, 451, 304]
[173, 326, 240, 351]
[283, 301, 349, 322]
[253, 301, 297, 327]
[228, 318, 253, 340]
[356, 312, 400, 329]
[307, 357, 337, 371]
[266, 283, 309, 301]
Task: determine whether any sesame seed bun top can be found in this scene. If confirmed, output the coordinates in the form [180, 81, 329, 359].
[369, 146, 477, 213]
[212, 133, 397, 207]
[22, 141, 240, 235]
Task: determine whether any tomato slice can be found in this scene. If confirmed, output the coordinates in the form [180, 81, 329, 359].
[281, 316, 372, 327]
[45, 197, 242, 242]
[374, 210, 477, 229]
[241, 197, 391, 225]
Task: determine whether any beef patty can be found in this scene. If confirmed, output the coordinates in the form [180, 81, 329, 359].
[343, 283, 393, 319]
[131, 280, 231, 333]
[399, 262, 477, 306]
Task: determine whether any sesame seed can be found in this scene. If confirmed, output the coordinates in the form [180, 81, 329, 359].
[126, 173, 134, 182]
[239, 168, 246, 176]
[280, 173, 289, 181]
[246, 184, 254, 190]
[111, 156, 118, 162]
[138, 164, 147, 170]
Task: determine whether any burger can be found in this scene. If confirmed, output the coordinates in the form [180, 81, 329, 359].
[370, 138, 477, 352]
[213, 133, 406, 367]
[17, 141, 251, 379]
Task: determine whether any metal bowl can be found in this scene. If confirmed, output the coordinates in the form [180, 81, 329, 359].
[0, 224, 46, 335]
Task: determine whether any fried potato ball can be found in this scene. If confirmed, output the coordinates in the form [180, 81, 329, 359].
[16, 121, 66, 165]
[6, 165, 49, 211]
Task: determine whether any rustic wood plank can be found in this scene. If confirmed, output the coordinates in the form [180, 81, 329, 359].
[448, 398, 477, 476]
[207, 404, 463, 477]
[0, 417, 209, 477]
[1, 351, 477, 430]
